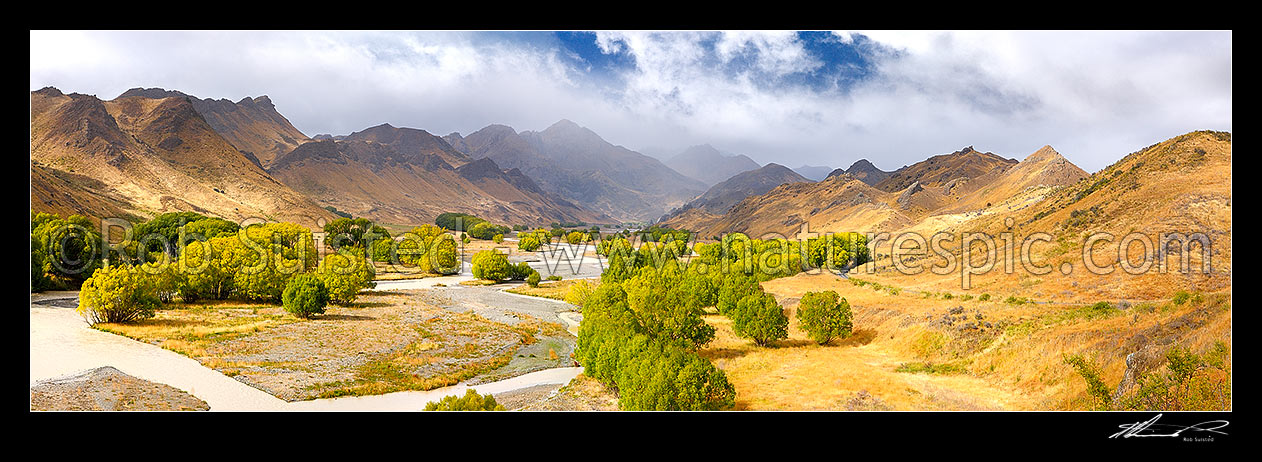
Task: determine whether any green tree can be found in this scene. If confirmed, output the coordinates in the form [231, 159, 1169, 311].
[282, 274, 330, 319]
[178, 237, 242, 300]
[317, 252, 375, 304]
[716, 271, 761, 316]
[132, 211, 210, 258]
[77, 265, 160, 325]
[622, 263, 715, 349]
[182, 217, 240, 241]
[518, 234, 541, 251]
[471, 250, 512, 281]
[323, 217, 389, 252]
[32, 212, 103, 286]
[796, 290, 853, 344]
[435, 212, 486, 232]
[731, 292, 788, 346]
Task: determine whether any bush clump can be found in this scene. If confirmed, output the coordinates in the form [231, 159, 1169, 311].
[796, 290, 853, 345]
[77, 265, 160, 325]
[517, 234, 541, 251]
[423, 389, 506, 411]
[282, 274, 330, 319]
[471, 250, 512, 281]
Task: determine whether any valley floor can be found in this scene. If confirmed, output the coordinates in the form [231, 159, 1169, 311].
[29, 281, 586, 411]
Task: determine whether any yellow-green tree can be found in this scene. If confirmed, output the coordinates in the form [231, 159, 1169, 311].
[77, 265, 159, 325]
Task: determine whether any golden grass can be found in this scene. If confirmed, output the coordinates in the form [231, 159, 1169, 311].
[504, 280, 578, 301]
[700, 271, 1231, 410]
[308, 312, 526, 398]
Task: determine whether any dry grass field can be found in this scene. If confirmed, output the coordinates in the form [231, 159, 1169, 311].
[697, 270, 1230, 410]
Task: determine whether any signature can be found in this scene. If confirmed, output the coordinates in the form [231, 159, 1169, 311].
[1110, 414, 1229, 439]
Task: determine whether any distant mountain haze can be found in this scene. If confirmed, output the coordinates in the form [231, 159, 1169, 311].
[665, 144, 762, 186]
[657, 163, 812, 232]
[792, 165, 833, 181]
[445, 120, 707, 222]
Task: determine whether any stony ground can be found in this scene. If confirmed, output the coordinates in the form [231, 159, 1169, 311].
[31, 366, 209, 411]
[517, 374, 619, 411]
[94, 288, 577, 402]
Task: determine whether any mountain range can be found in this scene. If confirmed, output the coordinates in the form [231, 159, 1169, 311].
[660, 143, 1088, 238]
[30, 87, 332, 224]
[443, 121, 707, 222]
[267, 124, 605, 226]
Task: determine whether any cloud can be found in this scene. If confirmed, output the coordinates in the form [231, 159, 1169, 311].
[30, 30, 1231, 173]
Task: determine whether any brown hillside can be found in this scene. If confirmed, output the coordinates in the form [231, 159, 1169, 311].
[116, 87, 311, 169]
[30, 88, 334, 226]
[344, 123, 470, 167]
[857, 131, 1231, 302]
[875, 146, 1018, 192]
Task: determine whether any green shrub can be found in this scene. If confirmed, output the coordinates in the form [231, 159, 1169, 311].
[1172, 290, 1192, 305]
[282, 274, 330, 319]
[510, 261, 536, 281]
[526, 271, 541, 288]
[77, 265, 160, 325]
[1119, 343, 1231, 411]
[547, 275, 562, 281]
[31, 233, 53, 292]
[796, 290, 853, 345]
[895, 361, 967, 374]
[731, 293, 788, 346]
[423, 389, 506, 411]
[492, 233, 503, 244]
[471, 250, 512, 281]
[565, 231, 586, 245]
[1062, 353, 1115, 410]
[979, 293, 991, 301]
[1004, 295, 1030, 305]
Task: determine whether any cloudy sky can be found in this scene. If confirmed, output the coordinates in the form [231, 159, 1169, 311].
[30, 30, 1231, 172]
